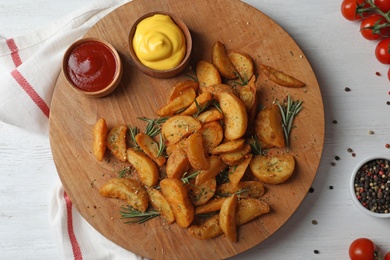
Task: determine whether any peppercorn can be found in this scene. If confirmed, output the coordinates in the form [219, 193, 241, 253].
[354, 159, 390, 214]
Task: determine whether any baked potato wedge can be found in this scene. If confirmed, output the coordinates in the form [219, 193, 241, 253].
[127, 148, 159, 187]
[250, 154, 295, 184]
[99, 178, 148, 212]
[228, 50, 254, 81]
[209, 138, 245, 155]
[228, 154, 253, 188]
[156, 87, 196, 117]
[165, 147, 191, 179]
[260, 64, 305, 88]
[199, 121, 224, 153]
[188, 177, 216, 206]
[196, 60, 222, 88]
[135, 132, 166, 167]
[216, 92, 248, 140]
[197, 107, 224, 123]
[93, 118, 108, 162]
[219, 143, 251, 166]
[160, 178, 194, 228]
[106, 124, 128, 162]
[168, 80, 199, 101]
[255, 104, 285, 148]
[180, 92, 213, 116]
[146, 187, 175, 224]
[187, 132, 210, 170]
[236, 198, 270, 225]
[195, 197, 226, 215]
[161, 115, 201, 145]
[212, 41, 237, 79]
[199, 83, 236, 96]
[239, 75, 258, 124]
[219, 194, 238, 242]
[188, 214, 222, 240]
[195, 155, 227, 185]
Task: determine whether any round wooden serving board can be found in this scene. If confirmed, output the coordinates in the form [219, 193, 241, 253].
[49, 0, 325, 259]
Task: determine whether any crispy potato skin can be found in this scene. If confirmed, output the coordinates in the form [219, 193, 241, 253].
[93, 118, 108, 162]
[168, 80, 199, 101]
[161, 115, 202, 145]
[219, 194, 237, 242]
[160, 178, 194, 228]
[146, 187, 175, 224]
[156, 87, 196, 117]
[250, 154, 295, 184]
[127, 148, 159, 187]
[196, 60, 222, 88]
[212, 41, 237, 79]
[228, 50, 254, 80]
[188, 214, 223, 240]
[99, 178, 148, 212]
[106, 124, 128, 162]
[166, 147, 191, 179]
[260, 64, 305, 88]
[255, 104, 285, 148]
[187, 132, 210, 170]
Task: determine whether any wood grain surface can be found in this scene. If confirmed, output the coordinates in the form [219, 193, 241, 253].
[49, 0, 324, 259]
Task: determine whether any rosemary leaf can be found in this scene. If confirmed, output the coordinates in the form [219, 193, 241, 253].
[120, 206, 160, 224]
[250, 135, 262, 155]
[181, 171, 201, 185]
[118, 166, 131, 178]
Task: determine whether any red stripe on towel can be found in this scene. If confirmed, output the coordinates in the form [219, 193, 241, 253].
[11, 69, 50, 118]
[6, 38, 22, 67]
[64, 191, 83, 260]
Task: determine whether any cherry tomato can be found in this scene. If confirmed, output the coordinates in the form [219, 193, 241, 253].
[385, 252, 390, 260]
[375, 38, 390, 64]
[341, 0, 370, 21]
[360, 14, 390, 40]
[349, 238, 377, 260]
[375, 0, 390, 13]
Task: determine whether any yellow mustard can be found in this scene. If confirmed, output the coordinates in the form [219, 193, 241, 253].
[132, 14, 186, 70]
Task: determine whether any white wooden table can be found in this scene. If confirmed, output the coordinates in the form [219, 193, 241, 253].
[1, 0, 390, 259]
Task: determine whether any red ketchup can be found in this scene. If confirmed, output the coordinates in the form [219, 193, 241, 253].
[66, 40, 116, 92]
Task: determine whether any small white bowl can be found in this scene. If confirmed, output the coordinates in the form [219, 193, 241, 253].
[350, 155, 390, 218]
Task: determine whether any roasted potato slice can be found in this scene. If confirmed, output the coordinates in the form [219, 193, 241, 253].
[220, 143, 251, 166]
[135, 132, 166, 167]
[228, 154, 253, 188]
[146, 187, 175, 224]
[260, 64, 305, 88]
[239, 75, 258, 124]
[250, 154, 295, 184]
[199, 121, 224, 153]
[161, 115, 201, 145]
[160, 178, 194, 228]
[188, 214, 222, 240]
[255, 104, 285, 148]
[197, 107, 224, 123]
[195, 155, 228, 185]
[156, 87, 196, 117]
[217, 181, 265, 199]
[209, 138, 245, 155]
[99, 178, 148, 212]
[187, 132, 209, 170]
[106, 124, 127, 162]
[212, 41, 237, 79]
[188, 177, 216, 206]
[219, 194, 237, 242]
[93, 118, 108, 162]
[165, 138, 188, 155]
[228, 50, 254, 80]
[236, 198, 270, 225]
[216, 92, 248, 140]
[195, 197, 226, 215]
[166, 147, 191, 179]
[168, 80, 199, 101]
[196, 60, 222, 88]
[127, 148, 159, 187]
[180, 92, 213, 116]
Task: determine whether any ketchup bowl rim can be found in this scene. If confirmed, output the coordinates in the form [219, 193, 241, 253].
[62, 37, 123, 98]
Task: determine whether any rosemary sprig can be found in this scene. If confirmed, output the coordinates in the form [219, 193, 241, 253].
[276, 95, 303, 148]
[138, 117, 168, 138]
[120, 206, 160, 224]
[215, 188, 251, 198]
[156, 133, 165, 157]
[233, 71, 249, 86]
[250, 135, 262, 155]
[118, 166, 131, 178]
[181, 171, 201, 185]
[128, 126, 140, 149]
[193, 99, 213, 117]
